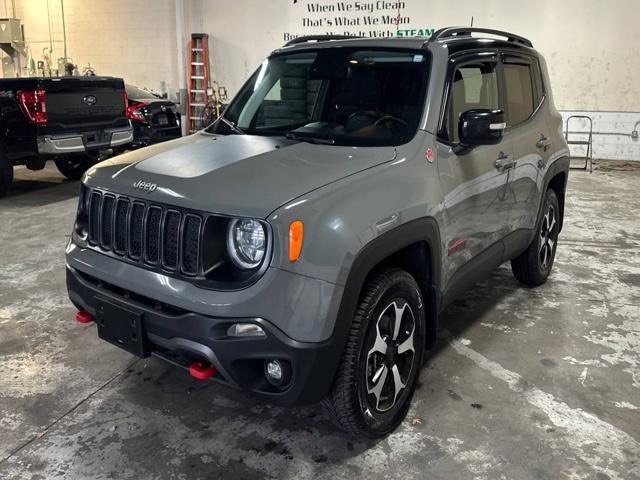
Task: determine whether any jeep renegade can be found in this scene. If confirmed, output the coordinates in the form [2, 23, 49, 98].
[66, 28, 570, 438]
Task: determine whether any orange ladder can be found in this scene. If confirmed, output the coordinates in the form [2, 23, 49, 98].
[187, 33, 211, 134]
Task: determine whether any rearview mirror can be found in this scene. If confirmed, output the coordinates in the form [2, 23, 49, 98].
[458, 109, 506, 147]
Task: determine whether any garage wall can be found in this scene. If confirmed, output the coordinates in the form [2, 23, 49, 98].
[9, 0, 180, 96]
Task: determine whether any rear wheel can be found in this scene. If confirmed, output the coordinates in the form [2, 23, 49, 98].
[54, 154, 94, 180]
[0, 150, 13, 198]
[511, 189, 560, 286]
[323, 269, 426, 439]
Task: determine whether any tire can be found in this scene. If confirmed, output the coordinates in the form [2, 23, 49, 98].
[282, 99, 307, 113]
[0, 150, 13, 198]
[323, 269, 426, 439]
[511, 188, 561, 286]
[283, 67, 307, 78]
[263, 105, 294, 119]
[280, 76, 307, 89]
[280, 88, 307, 101]
[307, 80, 321, 93]
[54, 154, 93, 180]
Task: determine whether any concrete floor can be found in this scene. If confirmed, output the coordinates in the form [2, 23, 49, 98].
[0, 162, 639, 480]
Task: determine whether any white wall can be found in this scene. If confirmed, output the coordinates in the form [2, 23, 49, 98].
[11, 0, 180, 95]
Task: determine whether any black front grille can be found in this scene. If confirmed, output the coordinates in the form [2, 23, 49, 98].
[162, 211, 180, 269]
[145, 206, 162, 264]
[114, 198, 129, 254]
[86, 190, 203, 276]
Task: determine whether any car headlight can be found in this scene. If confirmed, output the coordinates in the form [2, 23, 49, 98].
[226, 218, 267, 270]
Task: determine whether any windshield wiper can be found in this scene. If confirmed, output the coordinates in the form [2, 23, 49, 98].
[218, 116, 245, 135]
[286, 132, 335, 145]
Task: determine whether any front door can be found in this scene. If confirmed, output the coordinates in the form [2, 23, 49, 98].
[435, 54, 515, 290]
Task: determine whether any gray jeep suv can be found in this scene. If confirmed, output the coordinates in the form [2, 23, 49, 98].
[66, 28, 569, 438]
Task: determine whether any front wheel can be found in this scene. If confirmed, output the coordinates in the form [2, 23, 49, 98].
[511, 188, 561, 286]
[323, 269, 426, 439]
[54, 154, 94, 180]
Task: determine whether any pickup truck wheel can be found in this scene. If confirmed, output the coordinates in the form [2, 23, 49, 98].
[511, 188, 560, 286]
[54, 154, 92, 180]
[323, 269, 426, 439]
[0, 152, 13, 198]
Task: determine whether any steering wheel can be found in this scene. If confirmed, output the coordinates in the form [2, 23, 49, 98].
[374, 115, 408, 128]
[346, 110, 382, 124]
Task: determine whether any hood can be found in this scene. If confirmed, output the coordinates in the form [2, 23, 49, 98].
[84, 132, 397, 218]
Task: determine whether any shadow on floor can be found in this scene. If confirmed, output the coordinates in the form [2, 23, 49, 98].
[108, 271, 518, 468]
[2, 167, 80, 207]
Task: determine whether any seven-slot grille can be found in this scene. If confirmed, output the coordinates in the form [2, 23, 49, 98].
[87, 190, 202, 276]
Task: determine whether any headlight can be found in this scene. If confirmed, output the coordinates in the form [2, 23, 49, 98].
[226, 218, 267, 270]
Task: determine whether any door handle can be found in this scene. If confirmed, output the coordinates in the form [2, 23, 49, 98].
[495, 153, 515, 171]
[536, 135, 553, 149]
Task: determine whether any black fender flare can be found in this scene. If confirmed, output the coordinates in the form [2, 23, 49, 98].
[317, 217, 442, 397]
[541, 155, 570, 231]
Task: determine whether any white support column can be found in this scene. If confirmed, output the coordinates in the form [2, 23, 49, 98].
[175, 0, 188, 136]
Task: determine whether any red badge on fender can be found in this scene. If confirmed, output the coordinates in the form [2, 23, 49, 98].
[425, 148, 435, 163]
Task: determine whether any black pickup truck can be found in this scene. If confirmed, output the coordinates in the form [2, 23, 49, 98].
[0, 76, 133, 197]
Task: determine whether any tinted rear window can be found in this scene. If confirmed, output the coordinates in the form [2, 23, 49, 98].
[503, 63, 535, 126]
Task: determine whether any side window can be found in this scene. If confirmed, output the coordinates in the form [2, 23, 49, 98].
[503, 62, 535, 126]
[532, 59, 546, 106]
[264, 80, 282, 101]
[447, 62, 499, 143]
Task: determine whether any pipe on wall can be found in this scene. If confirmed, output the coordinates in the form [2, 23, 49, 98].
[46, 0, 53, 55]
[60, 0, 67, 62]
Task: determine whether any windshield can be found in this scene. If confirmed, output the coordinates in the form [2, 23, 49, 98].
[207, 48, 430, 146]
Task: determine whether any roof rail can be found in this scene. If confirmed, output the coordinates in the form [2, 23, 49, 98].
[284, 35, 363, 47]
[425, 27, 533, 48]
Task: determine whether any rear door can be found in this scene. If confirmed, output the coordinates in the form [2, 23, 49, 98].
[436, 52, 514, 289]
[500, 53, 551, 250]
[40, 76, 128, 134]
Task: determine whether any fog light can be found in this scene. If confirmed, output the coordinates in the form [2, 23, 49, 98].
[227, 323, 266, 337]
[264, 359, 291, 387]
[266, 360, 282, 381]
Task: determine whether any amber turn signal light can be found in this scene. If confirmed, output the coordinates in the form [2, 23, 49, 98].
[289, 220, 304, 262]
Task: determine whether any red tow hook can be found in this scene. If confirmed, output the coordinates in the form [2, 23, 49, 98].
[189, 361, 217, 380]
[75, 310, 94, 324]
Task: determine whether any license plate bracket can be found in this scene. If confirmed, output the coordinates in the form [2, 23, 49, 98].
[95, 297, 149, 358]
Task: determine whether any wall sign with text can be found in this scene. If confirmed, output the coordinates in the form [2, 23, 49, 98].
[285, 1, 435, 41]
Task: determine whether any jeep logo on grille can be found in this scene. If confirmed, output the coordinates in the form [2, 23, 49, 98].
[83, 95, 97, 106]
[133, 180, 157, 193]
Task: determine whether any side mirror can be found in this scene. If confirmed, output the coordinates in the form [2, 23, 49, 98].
[458, 109, 506, 147]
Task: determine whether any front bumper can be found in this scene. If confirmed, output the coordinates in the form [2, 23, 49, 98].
[38, 126, 133, 154]
[65, 247, 346, 406]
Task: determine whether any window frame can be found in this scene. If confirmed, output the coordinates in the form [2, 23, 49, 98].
[500, 51, 546, 129]
[437, 50, 502, 145]
[437, 49, 548, 145]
